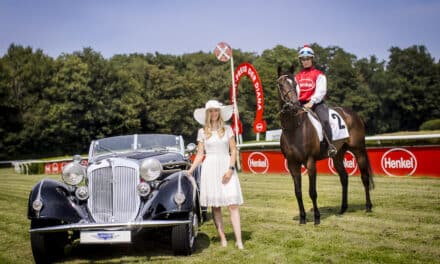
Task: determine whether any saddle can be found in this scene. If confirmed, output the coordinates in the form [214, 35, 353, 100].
[306, 108, 349, 142]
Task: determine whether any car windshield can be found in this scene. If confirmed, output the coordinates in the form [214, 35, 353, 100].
[90, 134, 183, 161]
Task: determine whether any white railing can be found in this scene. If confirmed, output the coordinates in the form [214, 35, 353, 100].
[2, 157, 87, 175]
[237, 133, 440, 149]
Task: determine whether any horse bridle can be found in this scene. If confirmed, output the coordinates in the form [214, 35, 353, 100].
[277, 75, 301, 113]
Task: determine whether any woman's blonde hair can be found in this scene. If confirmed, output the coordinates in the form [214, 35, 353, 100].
[204, 109, 225, 139]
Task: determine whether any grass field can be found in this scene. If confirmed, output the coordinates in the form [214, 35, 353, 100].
[0, 168, 439, 263]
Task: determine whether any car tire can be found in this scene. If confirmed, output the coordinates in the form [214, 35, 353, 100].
[171, 211, 198, 255]
[30, 220, 68, 264]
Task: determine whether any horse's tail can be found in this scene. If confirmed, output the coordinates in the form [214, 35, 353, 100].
[365, 149, 375, 190]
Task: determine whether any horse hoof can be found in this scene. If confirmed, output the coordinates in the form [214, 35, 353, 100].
[300, 219, 306, 225]
[314, 219, 320, 225]
[339, 207, 347, 215]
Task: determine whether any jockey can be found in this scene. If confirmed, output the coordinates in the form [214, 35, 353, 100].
[295, 44, 337, 157]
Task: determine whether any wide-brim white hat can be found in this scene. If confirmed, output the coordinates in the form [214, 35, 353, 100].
[193, 100, 233, 125]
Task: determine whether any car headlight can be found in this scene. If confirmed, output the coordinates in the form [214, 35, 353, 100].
[140, 158, 163, 181]
[75, 186, 89, 200]
[62, 162, 85, 186]
[174, 192, 186, 205]
[32, 199, 43, 211]
[137, 182, 151, 197]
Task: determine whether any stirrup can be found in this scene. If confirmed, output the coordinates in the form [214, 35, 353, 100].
[328, 144, 337, 157]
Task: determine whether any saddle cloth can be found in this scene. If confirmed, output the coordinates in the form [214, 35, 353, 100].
[307, 108, 349, 142]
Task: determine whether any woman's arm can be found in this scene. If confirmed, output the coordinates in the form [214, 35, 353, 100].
[228, 136, 237, 168]
[222, 136, 237, 184]
[188, 141, 204, 176]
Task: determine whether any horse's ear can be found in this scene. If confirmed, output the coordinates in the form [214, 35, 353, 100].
[289, 63, 295, 74]
[277, 65, 283, 77]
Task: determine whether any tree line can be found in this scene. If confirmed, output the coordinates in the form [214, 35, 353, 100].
[1, 43, 439, 159]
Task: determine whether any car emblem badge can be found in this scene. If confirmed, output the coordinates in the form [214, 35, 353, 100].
[97, 233, 113, 240]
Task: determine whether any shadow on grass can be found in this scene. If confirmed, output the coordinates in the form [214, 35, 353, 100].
[202, 211, 253, 246]
[291, 203, 369, 223]
[62, 230, 211, 262]
[210, 230, 253, 246]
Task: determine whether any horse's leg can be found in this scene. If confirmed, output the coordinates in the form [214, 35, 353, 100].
[306, 158, 320, 225]
[333, 148, 348, 214]
[288, 161, 306, 224]
[352, 148, 374, 212]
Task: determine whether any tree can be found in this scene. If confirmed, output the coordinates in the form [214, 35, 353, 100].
[39, 54, 93, 154]
[0, 44, 54, 158]
[355, 56, 389, 133]
[1, 42, 438, 159]
[385, 45, 439, 131]
[323, 47, 379, 134]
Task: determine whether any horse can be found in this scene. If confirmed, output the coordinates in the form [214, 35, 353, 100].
[277, 65, 374, 225]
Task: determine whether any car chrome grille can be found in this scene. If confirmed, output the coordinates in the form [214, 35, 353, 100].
[88, 165, 140, 223]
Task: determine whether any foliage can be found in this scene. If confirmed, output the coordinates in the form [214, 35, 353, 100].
[1, 43, 439, 159]
[27, 162, 45, 174]
[1, 168, 439, 263]
[420, 119, 440, 131]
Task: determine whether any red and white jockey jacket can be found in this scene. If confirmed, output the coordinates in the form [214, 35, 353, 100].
[294, 67, 327, 104]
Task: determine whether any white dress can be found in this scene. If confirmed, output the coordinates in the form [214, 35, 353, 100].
[198, 125, 244, 207]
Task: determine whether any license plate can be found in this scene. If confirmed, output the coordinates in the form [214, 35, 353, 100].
[80, 230, 131, 244]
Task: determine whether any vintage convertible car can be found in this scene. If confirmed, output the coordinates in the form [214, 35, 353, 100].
[28, 134, 202, 263]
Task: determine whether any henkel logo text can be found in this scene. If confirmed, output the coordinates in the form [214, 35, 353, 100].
[298, 79, 315, 92]
[328, 151, 358, 176]
[381, 148, 417, 176]
[248, 152, 269, 174]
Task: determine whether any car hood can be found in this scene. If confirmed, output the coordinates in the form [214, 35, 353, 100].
[125, 151, 184, 164]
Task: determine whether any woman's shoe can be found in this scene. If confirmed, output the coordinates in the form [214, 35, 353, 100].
[221, 239, 228, 247]
[235, 242, 244, 250]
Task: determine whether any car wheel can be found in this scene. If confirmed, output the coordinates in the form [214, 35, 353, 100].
[30, 220, 68, 264]
[171, 211, 198, 255]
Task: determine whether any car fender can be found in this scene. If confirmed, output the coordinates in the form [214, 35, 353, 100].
[27, 178, 88, 223]
[148, 172, 197, 219]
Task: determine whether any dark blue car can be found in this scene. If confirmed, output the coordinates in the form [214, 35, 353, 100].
[28, 134, 203, 263]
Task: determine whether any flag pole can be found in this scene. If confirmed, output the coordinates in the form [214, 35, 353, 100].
[229, 55, 241, 170]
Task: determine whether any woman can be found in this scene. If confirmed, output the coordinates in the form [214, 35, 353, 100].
[295, 44, 337, 157]
[187, 99, 244, 249]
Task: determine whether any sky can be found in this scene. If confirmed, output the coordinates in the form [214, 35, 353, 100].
[1, 0, 440, 62]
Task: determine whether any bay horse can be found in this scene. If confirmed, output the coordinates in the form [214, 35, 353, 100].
[277, 65, 374, 225]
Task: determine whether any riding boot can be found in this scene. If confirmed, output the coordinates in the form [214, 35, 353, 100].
[323, 121, 337, 158]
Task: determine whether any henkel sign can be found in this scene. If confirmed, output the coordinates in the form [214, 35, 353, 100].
[240, 146, 440, 177]
[297, 78, 315, 91]
[43, 159, 89, 174]
[52, 162, 60, 174]
[381, 148, 417, 176]
[247, 152, 269, 174]
[44, 163, 52, 174]
[328, 151, 358, 176]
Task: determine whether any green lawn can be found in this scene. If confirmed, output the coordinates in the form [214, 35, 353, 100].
[1, 168, 439, 263]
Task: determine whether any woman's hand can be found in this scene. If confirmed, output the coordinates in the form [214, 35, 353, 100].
[304, 101, 314, 109]
[222, 169, 233, 184]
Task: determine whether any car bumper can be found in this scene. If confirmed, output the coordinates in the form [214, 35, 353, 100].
[30, 219, 191, 234]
